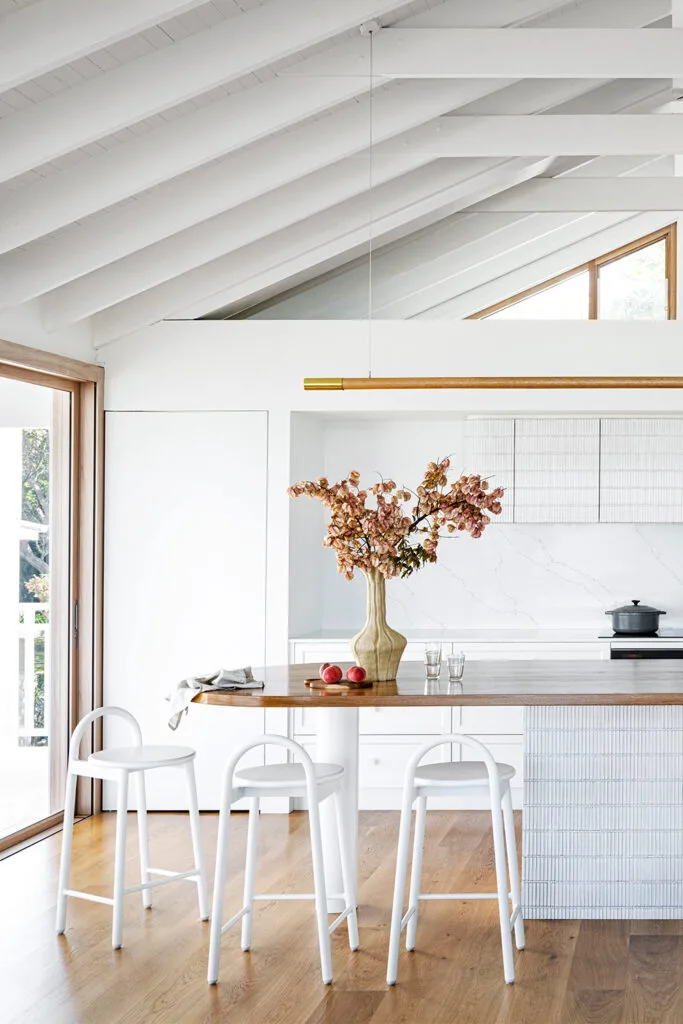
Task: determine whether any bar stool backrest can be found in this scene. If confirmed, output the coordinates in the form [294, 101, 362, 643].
[68, 706, 143, 768]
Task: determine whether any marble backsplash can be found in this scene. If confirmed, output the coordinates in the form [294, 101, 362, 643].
[319, 524, 683, 633]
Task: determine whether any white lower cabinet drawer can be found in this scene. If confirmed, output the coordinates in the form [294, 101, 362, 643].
[294, 706, 451, 736]
[460, 705, 524, 734]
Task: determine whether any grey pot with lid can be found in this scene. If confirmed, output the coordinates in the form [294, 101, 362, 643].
[605, 600, 666, 636]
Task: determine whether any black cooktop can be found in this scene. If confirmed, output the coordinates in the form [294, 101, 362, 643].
[599, 629, 683, 639]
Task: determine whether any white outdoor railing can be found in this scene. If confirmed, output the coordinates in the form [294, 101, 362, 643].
[18, 602, 49, 743]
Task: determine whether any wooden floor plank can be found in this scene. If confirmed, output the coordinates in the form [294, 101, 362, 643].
[0, 811, 681, 1024]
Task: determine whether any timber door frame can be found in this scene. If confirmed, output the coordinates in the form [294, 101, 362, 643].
[0, 340, 104, 852]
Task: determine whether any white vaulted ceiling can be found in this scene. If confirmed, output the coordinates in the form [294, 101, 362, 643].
[0, 0, 679, 348]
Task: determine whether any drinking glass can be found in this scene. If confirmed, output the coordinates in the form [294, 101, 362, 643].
[424, 642, 442, 681]
[447, 652, 466, 682]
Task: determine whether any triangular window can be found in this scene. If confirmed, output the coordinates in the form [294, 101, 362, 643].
[470, 224, 676, 321]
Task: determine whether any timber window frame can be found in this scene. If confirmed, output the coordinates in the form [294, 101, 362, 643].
[468, 223, 677, 321]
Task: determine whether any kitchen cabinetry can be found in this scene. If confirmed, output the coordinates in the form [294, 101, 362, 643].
[600, 418, 683, 523]
[466, 416, 683, 524]
[289, 636, 609, 809]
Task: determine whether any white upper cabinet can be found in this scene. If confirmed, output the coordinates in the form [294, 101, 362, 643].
[464, 418, 514, 522]
[599, 418, 683, 523]
[514, 418, 600, 524]
[466, 416, 683, 524]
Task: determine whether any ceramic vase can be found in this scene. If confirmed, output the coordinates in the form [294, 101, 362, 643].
[351, 568, 407, 682]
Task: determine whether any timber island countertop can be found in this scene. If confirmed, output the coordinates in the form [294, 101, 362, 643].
[193, 659, 683, 708]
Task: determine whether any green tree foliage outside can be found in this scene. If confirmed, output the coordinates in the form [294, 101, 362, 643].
[20, 429, 49, 738]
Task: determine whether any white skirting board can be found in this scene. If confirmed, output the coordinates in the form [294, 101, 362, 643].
[523, 705, 683, 919]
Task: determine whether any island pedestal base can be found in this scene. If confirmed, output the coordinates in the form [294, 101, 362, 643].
[523, 705, 683, 919]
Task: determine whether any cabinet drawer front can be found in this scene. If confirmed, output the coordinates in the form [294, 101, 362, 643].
[298, 738, 450, 789]
[295, 706, 452, 735]
[360, 706, 451, 735]
[460, 705, 524, 735]
[359, 740, 452, 789]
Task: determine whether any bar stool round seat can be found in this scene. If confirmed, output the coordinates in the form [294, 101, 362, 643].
[234, 761, 344, 789]
[414, 761, 516, 786]
[89, 745, 196, 771]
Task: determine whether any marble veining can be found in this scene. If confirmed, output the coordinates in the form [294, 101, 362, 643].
[320, 524, 683, 633]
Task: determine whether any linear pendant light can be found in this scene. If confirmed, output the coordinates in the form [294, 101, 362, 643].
[304, 376, 683, 390]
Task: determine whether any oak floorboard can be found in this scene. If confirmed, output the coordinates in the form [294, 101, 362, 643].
[1, 811, 682, 1024]
[623, 935, 683, 1024]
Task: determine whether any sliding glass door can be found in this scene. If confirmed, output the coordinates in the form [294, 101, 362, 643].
[0, 372, 75, 844]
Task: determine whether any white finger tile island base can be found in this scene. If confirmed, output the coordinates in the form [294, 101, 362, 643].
[524, 705, 683, 919]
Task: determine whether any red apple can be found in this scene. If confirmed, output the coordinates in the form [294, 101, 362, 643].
[319, 662, 331, 678]
[321, 664, 343, 684]
[346, 666, 367, 683]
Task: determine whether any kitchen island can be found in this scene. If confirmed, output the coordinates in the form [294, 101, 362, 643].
[196, 660, 683, 920]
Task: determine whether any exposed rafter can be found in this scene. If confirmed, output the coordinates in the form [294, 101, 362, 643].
[40, 155, 516, 329]
[0, 0, 410, 183]
[0, 80, 509, 306]
[88, 156, 553, 346]
[0, 76, 368, 255]
[0, 0, 678, 348]
[471, 178, 683, 212]
[283, 28, 683, 80]
[381, 115, 683, 157]
[0, 0, 210, 93]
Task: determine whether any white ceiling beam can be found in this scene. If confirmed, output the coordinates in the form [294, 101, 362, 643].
[8, 79, 666, 305]
[471, 177, 683, 212]
[41, 155, 515, 329]
[0, 0, 653, 255]
[0, 0, 210, 93]
[283, 28, 683, 80]
[0, 76, 369, 255]
[0, 0, 409, 184]
[88, 156, 552, 346]
[381, 115, 683, 157]
[0, 80, 508, 306]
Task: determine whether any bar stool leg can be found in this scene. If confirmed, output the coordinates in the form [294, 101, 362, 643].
[56, 770, 78, 934]
[406, 795, 427, 952]
[135, 771, 152, 910]
[240, 797, 260, 951]
[208, 790, 233, 984]
[502, 785, 525, 951]
[185, 759, 209, 921]
[308, 794, 334, 985]
[490, 799, 515, 984]
[387, 786, 415, 986]
[333, 789, 359, 951]
[112, 770, 130, 950]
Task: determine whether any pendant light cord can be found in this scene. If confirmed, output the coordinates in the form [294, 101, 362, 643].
[368, 25, 373, 378]
[360, 21, 379, 378]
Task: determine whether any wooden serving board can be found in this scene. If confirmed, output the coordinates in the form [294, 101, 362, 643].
[305, 677, 373, 691]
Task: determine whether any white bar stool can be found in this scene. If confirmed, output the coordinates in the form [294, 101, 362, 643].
[56, 706, 209, 949]
[387, 734, 525, 987]
[208, 734, 359, 986]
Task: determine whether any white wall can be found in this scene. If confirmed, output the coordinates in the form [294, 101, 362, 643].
[103, 411, 268, 809]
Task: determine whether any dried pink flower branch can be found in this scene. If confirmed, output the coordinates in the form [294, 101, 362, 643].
[288, 458, 504, 581]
